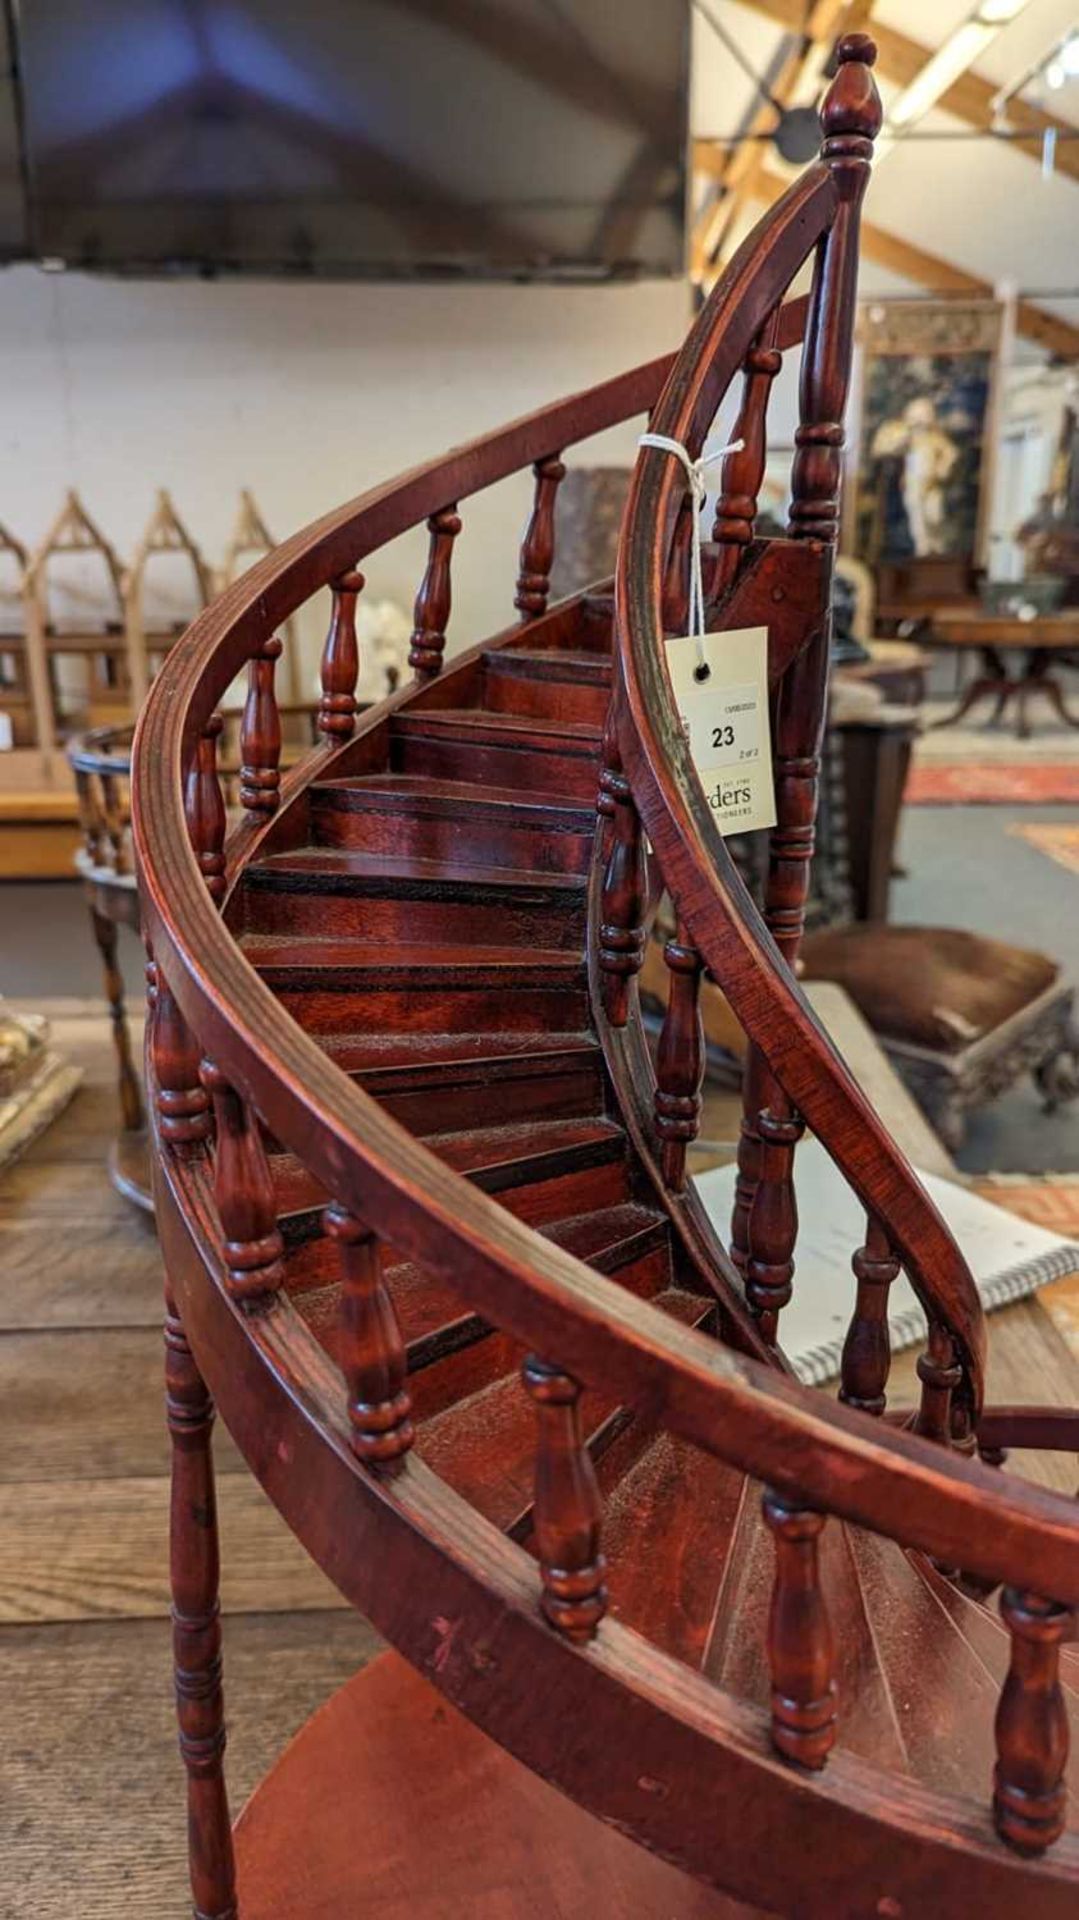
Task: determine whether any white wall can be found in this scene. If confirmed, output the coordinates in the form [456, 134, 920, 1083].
[0, 266, 691, 678]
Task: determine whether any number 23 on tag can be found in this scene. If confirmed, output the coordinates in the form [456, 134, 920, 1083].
[664, 626, 776, 836]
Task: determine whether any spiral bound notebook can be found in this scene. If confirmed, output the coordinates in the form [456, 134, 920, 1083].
[696, 1139, 1079, 1386]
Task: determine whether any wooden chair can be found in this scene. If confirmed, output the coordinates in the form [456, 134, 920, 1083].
[67, 724, 150, 1210]
[133, 40, 1079, 1919]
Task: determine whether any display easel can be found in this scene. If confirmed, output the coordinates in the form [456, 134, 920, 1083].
[123, 491, 212, 708]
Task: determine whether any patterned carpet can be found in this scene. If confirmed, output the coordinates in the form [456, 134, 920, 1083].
[1009, 822, 1079, 875]
[905, 763, 1079, 805]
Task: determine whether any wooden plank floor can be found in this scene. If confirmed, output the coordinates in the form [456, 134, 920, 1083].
[0, 1006, 377, 1919]
[2, 1001, 1077, 1915]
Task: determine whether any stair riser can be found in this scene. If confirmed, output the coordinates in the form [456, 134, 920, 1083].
[310, 799, 595, 878]
[482, 665, 610, 727]
[267, 977, 590, 1036]
[259, 1053, 602, 1160]
[391, 731, 600, 801]
[373, 1059, 604, 1135]
[280, 1151, 633, 1290]
[243, 882, 585, 951]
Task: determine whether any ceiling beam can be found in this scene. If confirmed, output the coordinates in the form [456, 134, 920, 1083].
[690, 0, 868, 275]
[738, 0, 1079, 185]
[747, 167, 1079, 358]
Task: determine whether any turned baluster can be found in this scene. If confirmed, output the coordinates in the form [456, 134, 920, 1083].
[839, 1216, 900, 1416]
[661, 490, 695, 633]
[409, 506, 461, 679]
[199, 1060, 284, 1307]
[654, 919, 704, 1191]
[149, 964, 211, 1152]
[165, 1280, 236, 1919]
[319, 568, 364, 739]
[762, 1490, 837, 1771]
[515, 454, 565, 618]
[240, 634, 282, 815]
[322, 1205, 413, 1466]
[914, 1320, 962, 1446]
[994, 1589, 1073, 1855]
[184, 714, 226, 905]
[522, 1355, 607, 1644]
[596, 709, 647, 1027]
[745, 1103, 805, 1343]
[711, 308, 783, 601]
[730, 1050, 765, 1275]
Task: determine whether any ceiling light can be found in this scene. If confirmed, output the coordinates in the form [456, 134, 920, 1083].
[978, 0, 1028, 22]
[1046, 59, 1066, 88]
[888, 0, 1033, 131]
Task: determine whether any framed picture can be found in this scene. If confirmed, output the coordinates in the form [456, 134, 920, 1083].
[846, 300, 1003, 570]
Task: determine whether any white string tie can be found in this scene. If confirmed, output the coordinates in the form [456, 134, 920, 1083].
[638, 431, 744, 671]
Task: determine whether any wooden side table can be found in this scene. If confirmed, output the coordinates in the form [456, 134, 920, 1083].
[927, 608, 1079, 738]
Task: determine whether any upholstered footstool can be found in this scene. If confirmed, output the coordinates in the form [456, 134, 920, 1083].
[799, 925, 1079, 1152]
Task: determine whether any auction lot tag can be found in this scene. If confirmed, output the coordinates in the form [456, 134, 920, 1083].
[665, 626, 775, 835]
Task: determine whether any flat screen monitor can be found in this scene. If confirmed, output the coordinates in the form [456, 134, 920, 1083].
[18, 0, 689, 279]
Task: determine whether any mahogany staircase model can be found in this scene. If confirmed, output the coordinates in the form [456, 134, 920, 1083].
[132, 41, 1079, 1920]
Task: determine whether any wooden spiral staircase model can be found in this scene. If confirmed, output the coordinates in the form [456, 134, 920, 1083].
[134, 42, 1079, 1919]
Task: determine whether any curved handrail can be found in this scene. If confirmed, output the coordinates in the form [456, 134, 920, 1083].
[613, 68, 987, 1413]
[131, 371, 1079, 1611]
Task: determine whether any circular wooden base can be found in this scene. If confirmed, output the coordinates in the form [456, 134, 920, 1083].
[234, 1651, 763, 1918]
[108, 1129, 154, 1215]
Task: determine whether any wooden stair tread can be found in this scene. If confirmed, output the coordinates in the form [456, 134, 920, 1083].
[315, 1029, 598, 1076]
[601, 1433, 747, 1672]
[291, 1202, 670, 1375]
[392, 708, 601, 744]
[271, 1115, 627, 1219]
[245, 849, 587, 898]
[483, 647, 612, 681]
[704, 1490, 911, 1777]
[243, 935, 585, 982]
[416, 1288, 709, 1534]
[312, 772, 596, 826]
